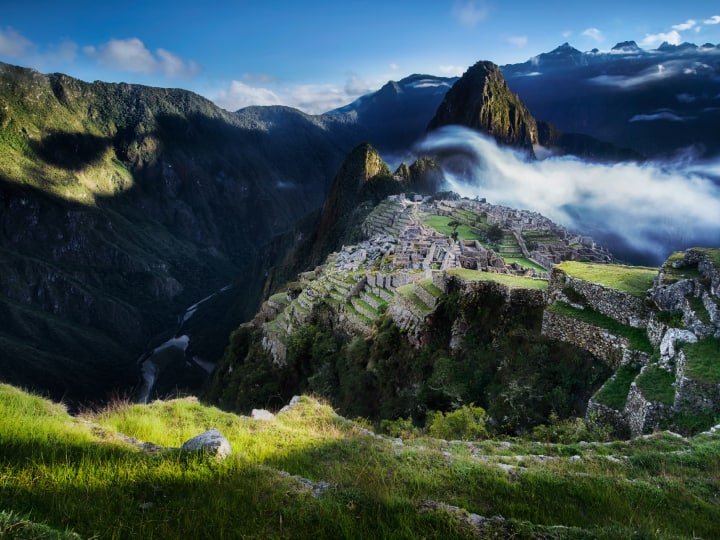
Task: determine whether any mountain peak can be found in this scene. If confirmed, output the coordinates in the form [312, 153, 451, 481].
[428, 60, 538, 151]
[611, 40, 642, 52]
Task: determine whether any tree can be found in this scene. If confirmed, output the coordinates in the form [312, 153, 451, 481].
[486, 224, 503, 244]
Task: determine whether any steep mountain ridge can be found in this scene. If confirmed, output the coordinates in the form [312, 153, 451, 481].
[0, 61, 361, 401]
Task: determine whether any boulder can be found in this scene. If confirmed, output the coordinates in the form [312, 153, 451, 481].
[180, 429, 232, 459]
[251, 409, 275, 421]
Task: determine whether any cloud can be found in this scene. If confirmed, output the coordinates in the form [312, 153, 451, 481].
[672, 19, 697, 31]
[451, 1, 489, 27]
[344, 74, 374, 96]
[242, 73, 276, 84]
[213, 80, 283, 111]
[640, 30, 681, 48]
[417, 126, 720, 264]
[704, 15, 720, 25]
[438, 65, 466, 77]
[0, 26, 34, 58]
[212, 74, 383, 115]
[582, 28, 604, 42]
[389, 63, 400, 71]
[589, 61, 685, 89]
[562, 31, 572, 39]
[84, 38, 200, 77]
[629, 110, 693, 122]
[507, 35, 528, 48]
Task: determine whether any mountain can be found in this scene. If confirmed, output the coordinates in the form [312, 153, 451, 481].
[327, 74, 458, 159]
[501, 41, 720, 158]
[0, 62, 362, 402]
[428, 61, 539, 152]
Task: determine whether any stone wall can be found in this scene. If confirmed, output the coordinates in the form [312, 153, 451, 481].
[549, 269, 650, 328]
[624, 383, 671, 436]
[541, 311, 630, 368]
[585, 399, 629, 438]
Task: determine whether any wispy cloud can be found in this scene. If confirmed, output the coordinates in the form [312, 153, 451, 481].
[640, 30, 682, 48]
[438, 65, 466, 77]
[582, 28, 604, 42]
[417, 126, 720, 263]
[451, 1, 489, 27]
[629, 110, 693, 122]
[389, 63, 400, 71]
[213, 80, 283, 111]
[83, 38, 200, 78]
[212, 73, 381, 115]
[589, 62, 681, 89]
[672, 19, 697, 31]
[704, 15, 720, 25]
[507, 35, 528, 48]
[0, 26, 33, 58]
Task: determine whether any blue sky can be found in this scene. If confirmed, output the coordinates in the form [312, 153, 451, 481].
[1, 1, 719, 113]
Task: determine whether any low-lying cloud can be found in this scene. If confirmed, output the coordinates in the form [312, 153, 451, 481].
[417, 126, 720, 264]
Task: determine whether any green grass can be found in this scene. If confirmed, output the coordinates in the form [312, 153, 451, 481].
[548, 302, 653, 353]
[594, 365, 641, 410]
[396, 284, 433, 314]
[422, 215, 480, 241]
[635, 365, 676, 406]
[2, 384, 720, 538]
[418, 278, 443, 298]
[447, 268, 548, 290]
[683, 338, 720, 384]
[687, 295, 711, 324]
[504, 257, 548, 272]
[555, 261, 657, 297]
[695, 247, 720, 267]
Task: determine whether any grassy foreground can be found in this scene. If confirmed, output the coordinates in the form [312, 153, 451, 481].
[1, 384, 719, 539]
[555, 262, 657, 297]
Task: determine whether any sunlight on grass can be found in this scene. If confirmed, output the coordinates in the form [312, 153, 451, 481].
[447, 268, 548, 290]
[556, 261, 657, 297]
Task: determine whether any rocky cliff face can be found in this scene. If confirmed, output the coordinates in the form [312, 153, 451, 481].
[427, 61, 538, 152]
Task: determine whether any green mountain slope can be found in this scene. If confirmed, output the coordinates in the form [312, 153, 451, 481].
[0, 62, 359, 402]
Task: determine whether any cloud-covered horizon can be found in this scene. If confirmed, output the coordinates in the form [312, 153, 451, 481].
[416, 126, 720, 264]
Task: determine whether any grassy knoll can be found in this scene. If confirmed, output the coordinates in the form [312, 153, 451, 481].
[547, 302, 652, 353]
[555, 261, 657, 297]
[1, 384, 720, 538]
[422, 215, 481, 240]
[447, 268, 548, 290]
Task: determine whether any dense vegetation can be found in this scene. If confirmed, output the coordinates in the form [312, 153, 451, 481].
[205, 285, 610, 434]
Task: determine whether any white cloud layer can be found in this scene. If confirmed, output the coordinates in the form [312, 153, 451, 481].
[507, 35, 528, 48]
[582, 28, 604, 42]
[438, 65, 466, 77]
[213, 80, 283, 111]
[83, 38, 200, 77]
[212, 74, 380, 114]
[672, 19, 697, 31]
[451, 1, 488, 27]
[417, 126, 720, 263]
[704, 15, 720, 25]
[640, 30, 681, 48]
[0, 26, 33, 57]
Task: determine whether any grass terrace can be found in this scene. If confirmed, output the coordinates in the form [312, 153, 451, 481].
[635, 364, 676, 406]
[447, 268, 548, 290]
[504, 257, 547, 272]
[555, 261, 657, 297]
[594, 365, 641, 410]
[422, 215, 481, 241]
[396, 283, 433, 314]
[683, 338, 720, 384]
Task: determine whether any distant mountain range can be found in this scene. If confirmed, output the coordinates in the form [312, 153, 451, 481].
[501, 41, 720, 158]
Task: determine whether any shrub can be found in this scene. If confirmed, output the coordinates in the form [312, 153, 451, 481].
[380, 417, 420, 439]
[530, 413, 613, 444]
[426, 404, 488, 441]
